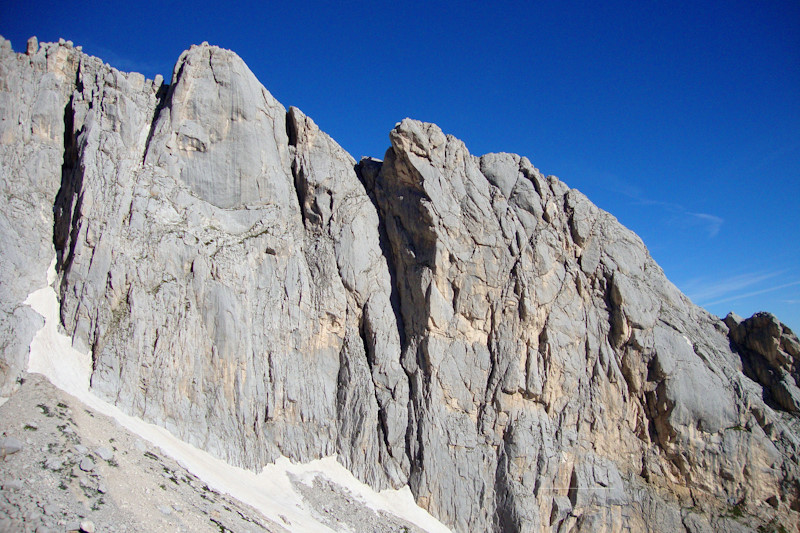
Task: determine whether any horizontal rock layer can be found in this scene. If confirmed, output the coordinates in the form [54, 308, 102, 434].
[1, 37, 798, 532]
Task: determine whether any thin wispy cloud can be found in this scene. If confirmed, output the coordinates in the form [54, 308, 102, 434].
[683, 270, 785, 303]
[687, 212, 724, 238]
[702, 280, 800, 307]
[606, 177, 724, 239]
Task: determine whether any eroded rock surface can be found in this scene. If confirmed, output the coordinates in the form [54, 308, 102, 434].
[365, 119, 799, 531]
[1, 37, 798, 532]
[726, 311, 800, 413]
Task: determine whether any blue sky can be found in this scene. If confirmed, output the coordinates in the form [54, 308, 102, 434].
[3, 1, 799, 332]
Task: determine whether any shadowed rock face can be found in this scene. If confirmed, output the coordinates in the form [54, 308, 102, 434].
[726, 311, 800, 413]
[1, 37, 798, 532]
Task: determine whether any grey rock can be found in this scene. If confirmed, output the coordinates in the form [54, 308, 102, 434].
[79, 457, 94, 472]
[144, 43, 295, 210]
[79, 520, 95, 533]
[726, 311, 800, 412]
[26, 36, 38, 55]
[370, 117, 799, 531]
[42, 503, 59, 516]
[2, 479, 23, 490]
[94, 446, 113, 461]
[0, 37, 798, 533]
[682, 511, 714, 533]
[0, 36, 78, 396]
[44, 457, 63, 470]
[0, 437, 23, 458]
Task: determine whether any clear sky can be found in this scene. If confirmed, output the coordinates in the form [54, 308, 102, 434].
[3, 0, 799, 332]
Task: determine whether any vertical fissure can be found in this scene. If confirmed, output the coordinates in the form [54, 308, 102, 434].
[142, 80, 171, 164]
[354, 158, 406, 348]
[286, 110, 308, 227]
[53, 92, 83, 276]
[357, 316, 394, 458]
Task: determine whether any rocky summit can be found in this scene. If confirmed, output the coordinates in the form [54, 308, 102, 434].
[1, 36, 799, 532]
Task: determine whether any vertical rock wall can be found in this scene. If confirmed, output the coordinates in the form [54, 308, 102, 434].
[1, 38, 798, 532]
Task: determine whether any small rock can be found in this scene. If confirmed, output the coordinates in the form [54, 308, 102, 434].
[79, 520, 95, 533]
[2, 479, 23, 490]
[95, 446, 113, 461]
[43, 504, 59, 516]
[25, 421, 38, 430]
[44, 457, 63, 470]
[158, 505, 172, 516]
[26, 36, 38, 55]
[97, 482, 107, 494]
[74, 445, 88, 455]
[2, 519, 22, 532]
[79, 457, 95, 472]
[62, 427, 74, 434]
[0, 436, 23, 457]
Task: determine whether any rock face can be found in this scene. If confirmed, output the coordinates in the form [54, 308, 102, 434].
[1, 37, 799, 532]
[726, 312, 800, 413]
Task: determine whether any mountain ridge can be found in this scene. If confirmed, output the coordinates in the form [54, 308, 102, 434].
[1, 36, 799, 532]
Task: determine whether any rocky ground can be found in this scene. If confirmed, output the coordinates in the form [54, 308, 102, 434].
[0, 374, 427, 532]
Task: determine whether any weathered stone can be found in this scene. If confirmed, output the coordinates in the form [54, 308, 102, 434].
[26, 36, 37, 55]
[44, 457, 62, 471]
[79, 457, 94, 472]
[0, 36, 797, 533]
[94, 446, 113, 461]
[2, 479, 23, 490]
[726, 311, 800, 412]
[0, 437, 23, 458]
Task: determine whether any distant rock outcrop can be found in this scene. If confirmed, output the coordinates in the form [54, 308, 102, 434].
[726, 311, 800, 413]
[1, 37, 798, 532]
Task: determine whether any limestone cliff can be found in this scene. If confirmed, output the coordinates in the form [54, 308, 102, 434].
[1, 37, 798, 532]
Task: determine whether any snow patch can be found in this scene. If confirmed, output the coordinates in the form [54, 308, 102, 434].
[24, 257, 449, 533]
